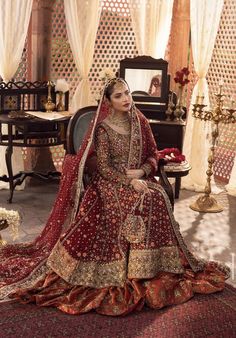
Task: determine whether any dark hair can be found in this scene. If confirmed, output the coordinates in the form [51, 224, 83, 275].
[104, 78, 128, 100]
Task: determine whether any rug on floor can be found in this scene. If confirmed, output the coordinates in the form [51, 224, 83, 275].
[0, 284, 235, 338]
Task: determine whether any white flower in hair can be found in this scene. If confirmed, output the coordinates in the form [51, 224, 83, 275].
[55, 79, 70, 93]
[99, 68, 115, 82]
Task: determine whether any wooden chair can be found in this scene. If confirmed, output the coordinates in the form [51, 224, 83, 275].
[132, 90, 150, 96]
[66, 106, 174, 208]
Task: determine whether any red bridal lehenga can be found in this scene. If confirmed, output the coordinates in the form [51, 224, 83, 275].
[0, 91, 230, 316]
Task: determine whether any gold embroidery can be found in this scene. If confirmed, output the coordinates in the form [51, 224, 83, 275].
[122, 214, 146, 243]
[147, 182, 207, 273]
[128, 246, 184, 279]
[0, 263, 50, 300]
[47, 241, 127, 288]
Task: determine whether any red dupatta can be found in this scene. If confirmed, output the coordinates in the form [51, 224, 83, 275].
[0, 79, 145, 299]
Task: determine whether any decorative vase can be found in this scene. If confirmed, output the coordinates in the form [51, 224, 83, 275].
[174, 86, 185, 122]
[44, 81, 56, 113]
[165, 93, 175, 121]
[56, 91, 65, 111]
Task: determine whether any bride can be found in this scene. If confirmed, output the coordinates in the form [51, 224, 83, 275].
[0, 78, 229, 316]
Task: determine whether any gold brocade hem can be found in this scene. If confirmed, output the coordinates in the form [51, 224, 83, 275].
[47, 241, 127, 288]
[128, 246, 184, 279]
[46, 242, 188, 288]
[0, 262, 50, 300]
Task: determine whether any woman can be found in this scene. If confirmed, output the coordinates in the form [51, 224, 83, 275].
[0, 78, 229, 316]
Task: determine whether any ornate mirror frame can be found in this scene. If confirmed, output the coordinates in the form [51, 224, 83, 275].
[119, 56, 169, 112]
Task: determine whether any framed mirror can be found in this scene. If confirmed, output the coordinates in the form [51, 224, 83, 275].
[119, 56, 169, 110]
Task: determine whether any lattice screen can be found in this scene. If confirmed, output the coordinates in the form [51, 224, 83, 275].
[207, 0, 236, 182]
[15, 0, 235, 178]
[51, 0, 137, 100]
[50, 0, 138, 170]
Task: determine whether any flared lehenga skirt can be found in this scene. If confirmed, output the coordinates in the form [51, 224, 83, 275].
[8, 177, 230, 316]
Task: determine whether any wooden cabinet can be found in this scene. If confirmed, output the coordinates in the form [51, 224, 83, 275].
[148, 119, 186, 152]
[119, 56, 190, 198]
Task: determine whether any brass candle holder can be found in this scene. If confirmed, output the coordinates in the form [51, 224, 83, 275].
[190, 84, 236, 213]
[44, 81, 56, 113]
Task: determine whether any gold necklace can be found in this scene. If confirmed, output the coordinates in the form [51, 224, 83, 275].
[109, 114, 131, 132]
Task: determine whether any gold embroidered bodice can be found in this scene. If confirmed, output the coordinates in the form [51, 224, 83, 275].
[95, 123, 131, 185]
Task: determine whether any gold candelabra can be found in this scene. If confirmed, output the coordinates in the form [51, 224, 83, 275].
[190, 84, 236, 213]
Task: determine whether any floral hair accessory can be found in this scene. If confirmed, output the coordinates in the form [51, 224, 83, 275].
[174, 67, 190, 87]
[99, 68, 115, 82]
[104, 78, 127, 91]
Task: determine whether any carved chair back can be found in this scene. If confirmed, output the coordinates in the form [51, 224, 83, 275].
[66, 106, 174, 208]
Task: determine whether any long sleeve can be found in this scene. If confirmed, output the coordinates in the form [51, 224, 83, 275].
[95, 126, 131, 185]
[140, 118, 159, 176]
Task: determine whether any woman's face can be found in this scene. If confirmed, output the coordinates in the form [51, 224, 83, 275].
[109, 82, 132, 113]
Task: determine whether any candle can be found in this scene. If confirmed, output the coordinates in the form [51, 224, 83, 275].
[199, 94, 204, 105]
[218, 79, 224, 95]
[230, 97, 235, 110]
[219, 78, 224, 86]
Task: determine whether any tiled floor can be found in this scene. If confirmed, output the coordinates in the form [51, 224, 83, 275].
[1, 180, 235, 287]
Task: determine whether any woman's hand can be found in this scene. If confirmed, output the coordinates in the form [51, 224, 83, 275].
[126, 169, 145, 179]
[130, 178, 149, 193]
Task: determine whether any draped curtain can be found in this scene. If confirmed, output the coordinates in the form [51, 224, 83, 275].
[129, 0, 174, 58]
[182, 0, 224, 191]
[64, 0, 101, 114]
[0, 0, 33, 190]
[226, 162, 236, 196]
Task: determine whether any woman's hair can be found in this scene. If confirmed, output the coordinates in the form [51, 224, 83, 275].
[104, 78, 128, 100]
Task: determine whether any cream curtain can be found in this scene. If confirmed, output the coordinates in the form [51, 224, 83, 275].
[182, 0, 224, 191]
[64, 0, 101, 113]
[226, 161, 236, 196]
[129, 0, 174, 58]
[0, 0, 33, 190]
[0, 0, 32, 81]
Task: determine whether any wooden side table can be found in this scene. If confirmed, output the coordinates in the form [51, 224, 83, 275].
[163, 162, 192, 198]
[149, 119, 190, 198]
[0, 113, 71, 203]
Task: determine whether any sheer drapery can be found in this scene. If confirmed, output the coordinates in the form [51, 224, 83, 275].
[182, 0, 224, 191]
[64, 0, 101, 113]
[226, 161, 236, 196]
[0, 0, 32, 81]
[129, 0, 173, 58]
[0, 0, 33, 189]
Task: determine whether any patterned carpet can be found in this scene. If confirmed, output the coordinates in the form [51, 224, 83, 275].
[0, 182, 236, 337]
[0, 284, 235, 338]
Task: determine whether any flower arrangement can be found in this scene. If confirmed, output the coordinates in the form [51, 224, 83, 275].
[55, 79, 70, 93]
[172, 67, 190, 121]
[0, 207, 20, 243]
[174, 67, 190, 87]
[159, 148, 185, 163]
[55, 79, 69, 111]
